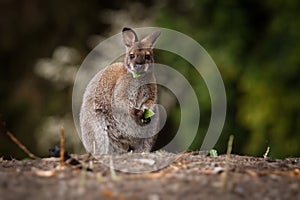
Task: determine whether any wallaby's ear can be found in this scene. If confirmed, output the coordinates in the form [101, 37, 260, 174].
[122, 27, 138, 49]
[141, 30, 161, 48]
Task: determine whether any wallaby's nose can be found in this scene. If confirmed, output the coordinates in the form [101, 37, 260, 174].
[135, 55, 144, 65]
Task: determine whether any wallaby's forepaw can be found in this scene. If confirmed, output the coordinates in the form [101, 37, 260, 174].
[141, 117, 151, 125]
[130, 108, 151, 126]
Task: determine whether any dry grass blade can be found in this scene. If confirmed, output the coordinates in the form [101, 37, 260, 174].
[110, 156, 119, 181]
[263, 146, 270, 159]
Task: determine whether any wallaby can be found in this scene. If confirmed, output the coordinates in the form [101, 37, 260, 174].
[80, 27, 161, 154]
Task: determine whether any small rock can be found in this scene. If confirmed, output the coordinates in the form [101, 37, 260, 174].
[136, 158, 156, 165]
[213, 166, 225, 174]
[148, 194, 160, 200]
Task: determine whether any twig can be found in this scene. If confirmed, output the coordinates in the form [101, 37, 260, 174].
[220, 134, 234, 190]
[246, 169, 300, 179]
[60, 127, 65, 166]
[6, 131, 40, 159]
[1, 119, 39, 159]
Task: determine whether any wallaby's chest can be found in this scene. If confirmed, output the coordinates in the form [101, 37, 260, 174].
[114, 72, 154, 102]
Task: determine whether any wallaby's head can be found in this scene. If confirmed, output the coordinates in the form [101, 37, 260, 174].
[122, 27, 161, 75]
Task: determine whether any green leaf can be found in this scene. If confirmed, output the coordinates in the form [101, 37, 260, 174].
[132, 71, 141, 78]
[209, 149, 218, 157]
[144, 109, 155, 119]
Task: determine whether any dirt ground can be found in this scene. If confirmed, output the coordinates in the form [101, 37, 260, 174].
[0, 152, 299, 200]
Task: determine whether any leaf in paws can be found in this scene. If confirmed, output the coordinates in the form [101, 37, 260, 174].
[143, 109, 155, 119]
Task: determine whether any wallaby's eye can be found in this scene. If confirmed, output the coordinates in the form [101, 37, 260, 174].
[129, 53, 135, 59]
[145, 54, 151, 60]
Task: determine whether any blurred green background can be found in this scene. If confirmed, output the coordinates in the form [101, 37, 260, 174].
[1, 0, 299, 159]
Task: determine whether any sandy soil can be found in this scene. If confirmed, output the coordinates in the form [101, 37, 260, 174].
[0, 152, 299, 200]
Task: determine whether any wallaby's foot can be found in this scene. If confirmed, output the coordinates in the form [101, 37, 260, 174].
[130, 108, 151, 126]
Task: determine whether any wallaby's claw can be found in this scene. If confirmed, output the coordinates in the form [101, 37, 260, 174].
[130, 108, 151, 126]
[141, 116, 151, 125]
